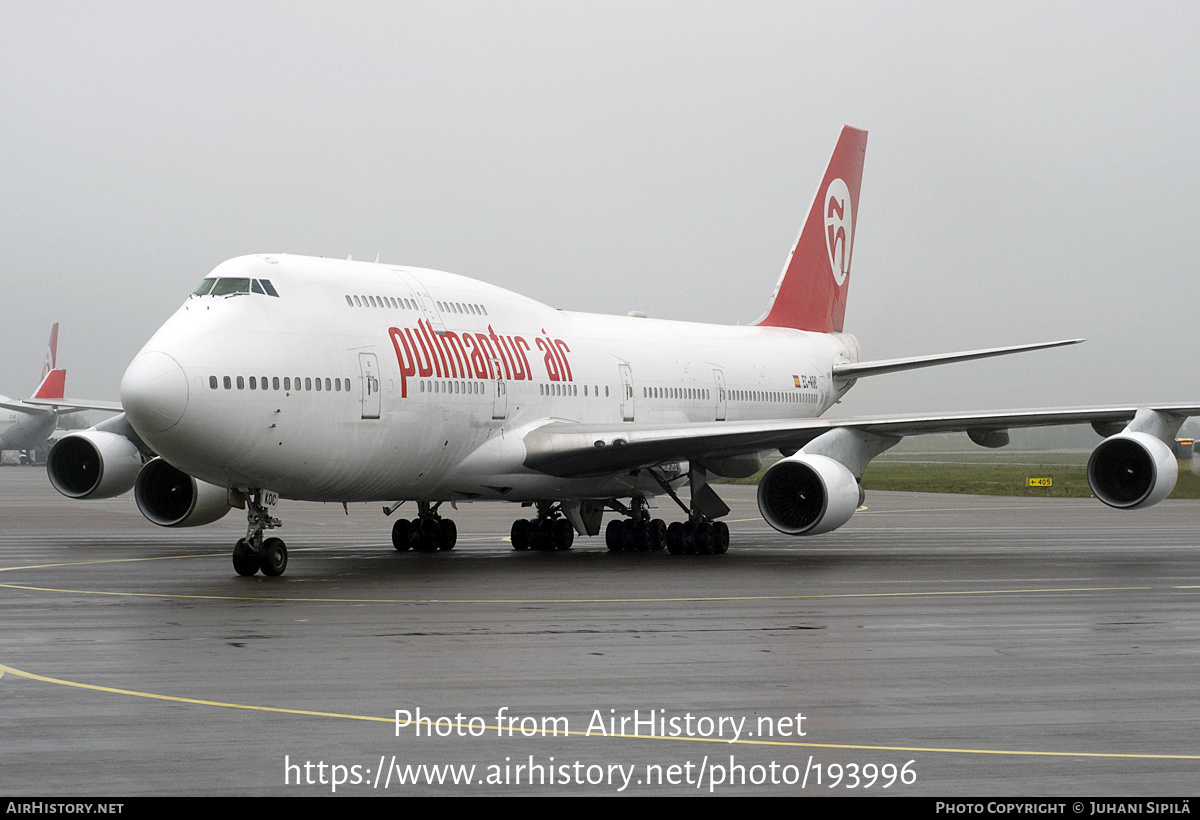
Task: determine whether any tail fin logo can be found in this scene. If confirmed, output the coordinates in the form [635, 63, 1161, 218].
[824, 178, 853, 286]
[42, 322, 59, 381]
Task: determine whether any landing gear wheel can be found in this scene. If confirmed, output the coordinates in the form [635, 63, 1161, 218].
[438, 518, 457, 551]
[694, 521, 715, 555]
[631, 520, 652, 552]
[414, 518, 441, 552]
[605, 519, 624, 552]
[713, 521, 730, 554]
[553, 518, 574, 550]
[260, 537, 288, 577]
[650, 519, 667, 551]
[681, 520, 698, 554]
[532, 519, 557, 551]
[391, 519, 412, 551]
[232, 538, 259, 576]
[666, 522, 685, 554]
[511, 519, 533, 550]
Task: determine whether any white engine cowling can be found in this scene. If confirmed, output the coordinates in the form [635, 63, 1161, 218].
[1087, 431, 1178, 510]
[47, 431, 142, 500]
[757, 453, 861, 535]
[134, 457, 233, 527]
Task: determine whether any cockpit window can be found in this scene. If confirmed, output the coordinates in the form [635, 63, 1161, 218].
[192, 277, 279, 297]
[211, 278, 250, 295]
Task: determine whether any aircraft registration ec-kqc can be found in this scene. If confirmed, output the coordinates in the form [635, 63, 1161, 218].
[47, 127, 1200, 576]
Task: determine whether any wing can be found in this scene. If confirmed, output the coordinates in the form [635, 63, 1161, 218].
[523, 404, 1199, 537]
[522, 405, 1200, 478]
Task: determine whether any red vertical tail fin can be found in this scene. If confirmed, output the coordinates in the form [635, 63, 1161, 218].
[42, 323, 59, 380]
[756, 126, 867, 333]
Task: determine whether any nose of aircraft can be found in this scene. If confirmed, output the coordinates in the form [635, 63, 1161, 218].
[121, 351, 189, 433]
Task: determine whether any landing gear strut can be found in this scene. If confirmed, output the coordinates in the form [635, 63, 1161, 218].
[510, 501, 575, 551]
[391, 501, 457, 552]
[232, 490, 286, 576]
[644, 465, 730, 556]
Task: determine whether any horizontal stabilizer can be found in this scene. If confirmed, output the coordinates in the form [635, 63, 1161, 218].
[21, 397, 123, 413]
[0, 399, 48, 415]
[832, 339, 1084, 381]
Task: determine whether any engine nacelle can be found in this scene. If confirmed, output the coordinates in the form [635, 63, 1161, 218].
[47, 431, 142, 500]
[1087, 431, 1178, 510]
[134, 457, 234, 527]
[757, 453, 861, 535]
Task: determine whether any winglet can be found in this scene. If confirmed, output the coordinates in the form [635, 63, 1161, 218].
[757, 126, 867, 333]
[33, 368, 66, 400]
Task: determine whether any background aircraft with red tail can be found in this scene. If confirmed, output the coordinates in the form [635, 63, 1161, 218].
[0, 324, 119, 463]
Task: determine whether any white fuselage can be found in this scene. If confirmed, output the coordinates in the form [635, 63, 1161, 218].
[120, 254, 859, 503]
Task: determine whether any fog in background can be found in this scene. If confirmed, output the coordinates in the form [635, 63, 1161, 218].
[3, 2, 1197, 423]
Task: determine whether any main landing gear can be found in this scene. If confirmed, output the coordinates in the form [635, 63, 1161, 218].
[663, 518, 729, 555]
[391, 501, 458, 553]
[503, 466, 732, 557]
[601, 496, 729, 554]
[604, 495, 666, 552]
[232, 491, 286, 577]
[609, 465, 731, 555]
[510, 501, 575, 551]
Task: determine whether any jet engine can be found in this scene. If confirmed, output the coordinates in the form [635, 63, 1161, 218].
[47, 431, 142, 500]
[134, 457, 233, 527]
[757, 453, 862, 535]
[1087, 431, 1178, 510]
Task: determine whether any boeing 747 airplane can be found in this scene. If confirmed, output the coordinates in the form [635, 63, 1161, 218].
[46, 127, 1199, 576]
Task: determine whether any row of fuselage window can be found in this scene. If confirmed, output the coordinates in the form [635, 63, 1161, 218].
[209, 375, 351, 393]
[640, 387, 816, 404]
[344, 293, 489, 317]
[726, 389, 817, 404]
[206, 373, 816, 405]
[418, 381, 609, 397]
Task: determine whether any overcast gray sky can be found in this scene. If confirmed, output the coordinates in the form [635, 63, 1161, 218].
[2, 1, 1197, 418]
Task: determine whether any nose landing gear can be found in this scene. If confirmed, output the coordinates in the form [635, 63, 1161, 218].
[232, 490, 286, 576]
